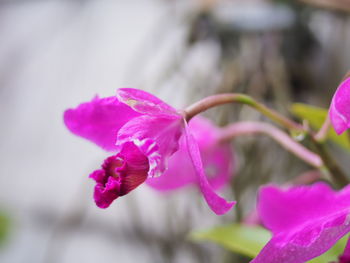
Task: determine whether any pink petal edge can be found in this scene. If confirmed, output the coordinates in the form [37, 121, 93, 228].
[252, 183, 350, 263]
[184, 121, 235, 215]
[117, 88, 178, 116]
[64, 96, 140, 151]
[146, 116, 234, 191]
[329, 77, 350, 135]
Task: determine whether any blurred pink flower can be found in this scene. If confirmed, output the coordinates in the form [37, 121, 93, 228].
[253, 183, 350, 263]
[330, 77, 350, 135]
[146, 116, 235, 191]
[64, 88, 234, 214]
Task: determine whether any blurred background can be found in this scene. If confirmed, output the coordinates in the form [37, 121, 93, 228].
[0, 0, 350, 262]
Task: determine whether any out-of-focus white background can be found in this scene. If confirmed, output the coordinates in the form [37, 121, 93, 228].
[0, 1, 227, 262]
[1, 0, 350, 262]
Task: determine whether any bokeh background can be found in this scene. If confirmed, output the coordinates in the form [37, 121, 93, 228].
[1, 0, 350, 262]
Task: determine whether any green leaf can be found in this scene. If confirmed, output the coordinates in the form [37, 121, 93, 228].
[0, 211, 10, 246]
[308, 234, 349, 262]
[191, 223, 349, 262]
[190, 224, 271, 258]
[191, 223, 348, 262]
[290, 103, 350, 150]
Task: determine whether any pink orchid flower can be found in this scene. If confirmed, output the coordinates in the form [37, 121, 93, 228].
[252, 183, 350, 263]
[64, 88, 235, 215]
[147, 116, 235, 191]
[330, 77, 350, 135]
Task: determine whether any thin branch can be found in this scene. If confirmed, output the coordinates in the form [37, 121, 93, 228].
[219, 121, 323, 169]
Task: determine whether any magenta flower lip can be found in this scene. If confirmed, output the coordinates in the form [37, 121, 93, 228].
[89, 142, 149, 209]
[64, 88, 235, 214]
[329, 77, 350, 135]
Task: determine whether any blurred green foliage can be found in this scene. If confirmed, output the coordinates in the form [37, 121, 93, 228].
[190, 224, 270, 258]
[291, 103, 350, 150]
[0, 211, 10, 246]
[191, 224, 348, 262]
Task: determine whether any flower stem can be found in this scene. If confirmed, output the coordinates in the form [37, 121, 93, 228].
[314, 116, 331, 142]
[219, 121, 323, 169]
[184, 93, 303, 132]
[185, 93, 349, 187]
[310, 139, 349, 188]
[312, 117, 348, 187]
[289, 170, 323, 185]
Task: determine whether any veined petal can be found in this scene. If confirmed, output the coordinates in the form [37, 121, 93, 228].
[146, 116, 234, 191]
[329, 77, 350, 135]
[117, 142, 150, 195]
[188, 116, 235, 189]
[252, 183, 350, 263]
[259, 183, 350, 234]
[64, 96, 140, 151]
[146, 136, 194, 190]
[184, 121, 235, 215]
[116, 115, 183, 178]
[117, 88, 178, 116]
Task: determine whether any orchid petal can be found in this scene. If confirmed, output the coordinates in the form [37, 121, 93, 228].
[146, 136, 194, 190]
[64, 96, 140, 151]
[117, 88, 177, 116]
[116, 115, 183, 178]
[329, 77, 350, 135]
[184, 121, 235, 215]
[188, 117, 234, 189]
[252, 183, 350, 263]
[146, 116, 234, 191]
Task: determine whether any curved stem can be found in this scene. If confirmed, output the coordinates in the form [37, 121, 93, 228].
[314, 116, 331, 142]
[310, 140, 349, 188]
[184, 94, 303, 131]
[219, 121, 324, 169]
[185, 93, 348, 187]
[289, 170, 323, 185]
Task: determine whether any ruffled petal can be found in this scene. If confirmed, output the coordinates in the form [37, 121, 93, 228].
[64, 96, 140, 151]
[89, 142, 149, 209]
[91, 173, 121, 209]
[117, 142, 150, 195]
[116, 115, 183, 177]
[146, 116, 234, 191]
[184, 121, 235, 215]
[252, 183, 350, 263]
[117, 88, 178, 116]
[329, 77, 350, 135]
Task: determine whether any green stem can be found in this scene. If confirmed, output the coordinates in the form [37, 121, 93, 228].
[314, 116, 331, 143]
[184, 93, 349, 187]
[184, 93, 303, 131]
[311, 139, 349, 188]
[219, 121, 323, 169]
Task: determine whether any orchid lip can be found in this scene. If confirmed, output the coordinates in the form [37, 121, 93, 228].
[104, 156, 124, 179]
